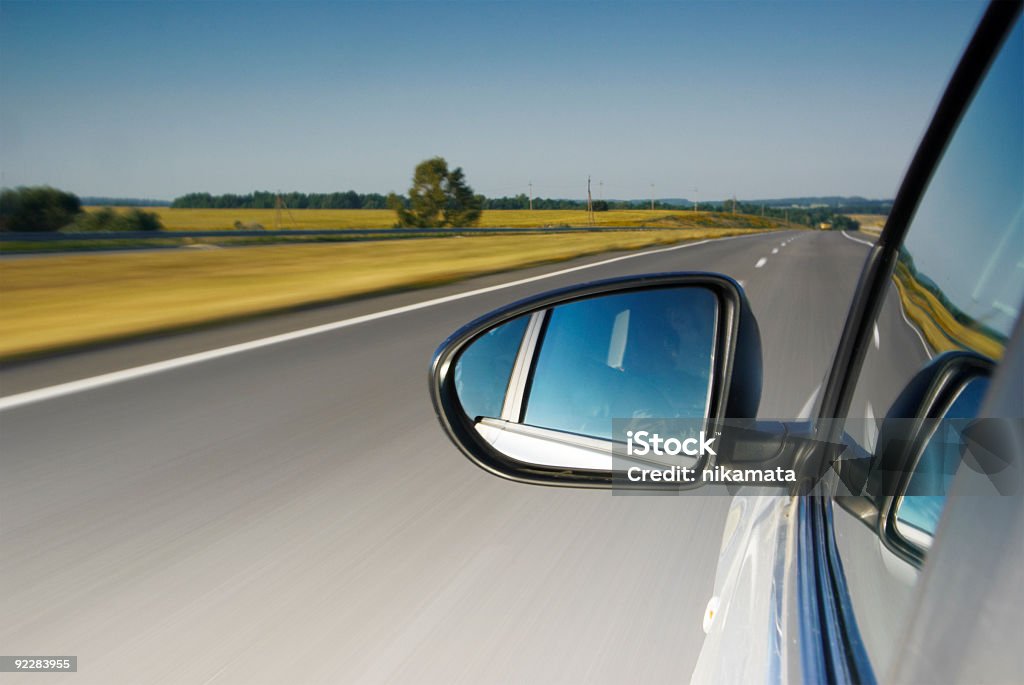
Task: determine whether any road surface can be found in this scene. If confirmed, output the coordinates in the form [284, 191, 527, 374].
[1, 230, 875, 683]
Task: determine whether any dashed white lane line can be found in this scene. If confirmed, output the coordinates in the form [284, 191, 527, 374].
[0, 232, 768, 412]
[873, 323, 880, 350]
[771, 248, 779, 254]
[840, 231, 875, 248]
[737, 280, 746, 289]
[755, 257, 768, 268]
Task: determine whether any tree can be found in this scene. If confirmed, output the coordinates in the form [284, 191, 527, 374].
[442, 166, 483, 227]
[64, 207, 163, 232]
[394, 157, 482, 228]
[0, 186, 82, 232]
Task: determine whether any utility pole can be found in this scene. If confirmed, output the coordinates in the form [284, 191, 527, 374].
[274, 192, 296, 230]
[650, 183, 655, 211]
[587, 176, 594, 225]
[528, 181, 533, 211]
[599, 180, 603, 200]
[693, 187, 699, 212]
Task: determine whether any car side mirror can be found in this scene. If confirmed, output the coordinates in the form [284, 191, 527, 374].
[835, 351, 995, 565]
[429, 273, 763, 488]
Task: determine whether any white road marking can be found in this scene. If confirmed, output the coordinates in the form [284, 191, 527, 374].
[840, 231, 875, 248]
[873, 323, 880, 350]
[771, 248, 779, 254]
[893, 288, 934, 360]
[0, 233, 766, 411]
[755, 257, 768, 268]
[737, 280, 746, 289]
[797, 383, 822, 420]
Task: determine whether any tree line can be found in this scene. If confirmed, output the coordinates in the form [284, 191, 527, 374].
[172, 190, 393, 210]
[480, 195, 678, 211]
[725, 200, 860, 230]
[172, 190, 702, 212]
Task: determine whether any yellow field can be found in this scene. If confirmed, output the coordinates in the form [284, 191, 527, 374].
[845, 214, 886, 231]
[891, 261, 1004, 360]
[92, 207, 781, 231]
[1, 228, 768, 359]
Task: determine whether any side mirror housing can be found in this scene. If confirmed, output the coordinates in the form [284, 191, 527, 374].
[835, 351, 995, 565]
[429, 273, 763, 488]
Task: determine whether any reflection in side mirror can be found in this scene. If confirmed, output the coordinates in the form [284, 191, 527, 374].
[841, 351, 998, 566]
[430, 273, 763, 488]
[456, 287, 716, 469]
[892, 375, 990, 551]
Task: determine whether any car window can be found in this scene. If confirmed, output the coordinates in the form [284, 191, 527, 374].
[522, 288, 717, 440]
[833, 15, 1023, 677]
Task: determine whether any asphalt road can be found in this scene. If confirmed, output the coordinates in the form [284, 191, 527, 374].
[0, 230, 873, 684]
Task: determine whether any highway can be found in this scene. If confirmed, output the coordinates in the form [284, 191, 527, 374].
[0, 230, 874, 684]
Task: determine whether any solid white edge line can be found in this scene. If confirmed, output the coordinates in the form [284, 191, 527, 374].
[893, 285, 934, 360]
[0, 232, 765, 411]
[838, 228, 931, 360]
[873, 323, 880, 350]
[840, 230, 875, 248]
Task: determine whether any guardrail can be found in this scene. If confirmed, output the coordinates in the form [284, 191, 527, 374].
[0, 226, 661, 242]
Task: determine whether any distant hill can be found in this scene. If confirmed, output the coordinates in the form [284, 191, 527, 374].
[81, 197, 172, 207]
[746, 196, 892, 213]
[605, 196, 891, 213]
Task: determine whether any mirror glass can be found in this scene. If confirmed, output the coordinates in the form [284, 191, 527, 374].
[894, 375, 990, 549]
[453, 286, 718, 468]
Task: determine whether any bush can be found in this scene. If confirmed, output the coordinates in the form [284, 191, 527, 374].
[234, 220, 265, 230]
[0, 186, 82, 232]
[64, 207, 163, 232]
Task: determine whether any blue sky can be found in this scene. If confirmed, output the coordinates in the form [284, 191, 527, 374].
[0, 1, 985, 201]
